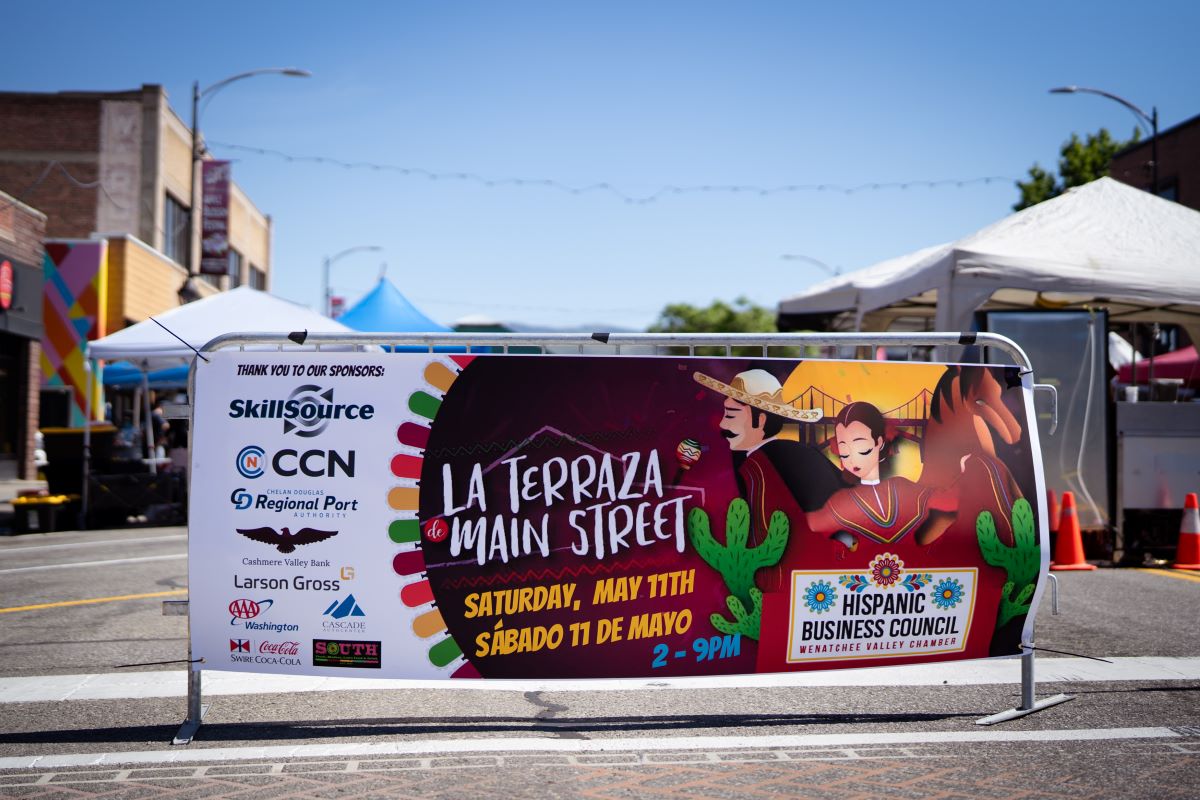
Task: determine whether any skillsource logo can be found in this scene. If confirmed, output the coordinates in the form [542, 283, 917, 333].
[312, 639, 381, 669]
[235, 447, 356, 480]
[228, 385, 375, 438]
[322, 594, 366, 631]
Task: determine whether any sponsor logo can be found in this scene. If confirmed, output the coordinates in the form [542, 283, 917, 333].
[231, 487, 254, 510]
[312, 639, 381, 669]
[340, 566, 355, 581]
[230, 488, 359, 514]
[229, 597, 274, 623]
[260, 641, 300, 656]
[235, 447, 356, 480]
[230, 639, 304, 666]
[234, 574, 341, 592]
[227, 597, 300, 632]
[236, 446, 266, 479]
[230, 638, 250, 653]
[322, 594, 367, 631]
[236, 525, 338, 553]
[228, 385, 375, 438]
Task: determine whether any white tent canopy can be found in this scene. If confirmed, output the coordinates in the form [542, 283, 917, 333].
[778, 178, 1200, 342]
[87, 286, 356, 366]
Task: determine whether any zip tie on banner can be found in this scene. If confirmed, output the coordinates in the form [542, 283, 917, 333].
[1023, 645, 1112, 664]
[149, 316, 210, 362]
[113, 658, 205, 669]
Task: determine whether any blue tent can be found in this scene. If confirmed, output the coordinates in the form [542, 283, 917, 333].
[337, 278, 449, 333]
[102, 361, 190, 389]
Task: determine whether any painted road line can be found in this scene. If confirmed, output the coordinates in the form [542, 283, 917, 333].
[3, 656, 1198, 704]
[0, 726, 1184, 771]
[1138, 568, 1200, 584]
[0, 553, 186, 575]
[0, 535, 186, 555]
[0, 589, 187, 615]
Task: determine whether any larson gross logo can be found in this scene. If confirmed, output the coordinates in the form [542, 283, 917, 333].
[227, 384, 375, 439]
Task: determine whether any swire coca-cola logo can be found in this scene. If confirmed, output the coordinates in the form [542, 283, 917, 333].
[260, 641, 300, 656]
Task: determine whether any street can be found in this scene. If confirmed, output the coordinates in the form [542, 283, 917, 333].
[1, 526, 1198, 798]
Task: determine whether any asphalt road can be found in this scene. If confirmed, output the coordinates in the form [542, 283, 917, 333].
[1, 526, 1197, 798]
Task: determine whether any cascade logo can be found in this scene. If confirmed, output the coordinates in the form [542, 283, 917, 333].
[229, 597, 273, 623]
[237, 525, 338, 553]
[322, 594, 367, 631]
[230, 638, 251, 653]
[228, 385, 375, 438]
[235, 447, 356, 479]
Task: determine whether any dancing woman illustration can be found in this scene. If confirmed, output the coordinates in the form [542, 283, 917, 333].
[807, 401, 960, 550]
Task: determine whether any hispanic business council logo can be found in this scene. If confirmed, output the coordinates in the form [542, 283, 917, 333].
[228, 384, 376, 438]
[312, 639, 381, 669]
[322, 594, 366, 631]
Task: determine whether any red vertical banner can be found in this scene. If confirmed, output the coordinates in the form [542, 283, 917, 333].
[200, 160, 231, 276]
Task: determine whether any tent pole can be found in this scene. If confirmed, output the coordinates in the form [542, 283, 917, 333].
[143, 371, 157, 475]
[81, 359, 93, 530]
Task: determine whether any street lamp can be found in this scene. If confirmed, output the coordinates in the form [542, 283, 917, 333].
[179, 67, 311, 304]
[323, 246, 383, 317]
[1048, 86, 1158, 194]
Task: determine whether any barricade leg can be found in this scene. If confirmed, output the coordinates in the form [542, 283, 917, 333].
[172, 669, 208, 745]
[976, 646, 1074, 725]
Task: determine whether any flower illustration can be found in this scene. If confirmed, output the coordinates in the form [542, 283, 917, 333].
[868, 553, 904, 589]
[804, 580, 837, 614]
[932, 577, 964, 610]
[839, 574, 869, 593]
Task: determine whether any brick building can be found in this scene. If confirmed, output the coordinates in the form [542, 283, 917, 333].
[0, 191, 46, 480]
[1109, 112, 1200, 212]
[0, 84, 274, 426]
[0, 84, 272, 324]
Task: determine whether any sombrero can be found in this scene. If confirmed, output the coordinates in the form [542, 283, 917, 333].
[694, 369, 823, 422]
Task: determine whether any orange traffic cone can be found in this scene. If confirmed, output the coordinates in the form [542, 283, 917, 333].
[1046, 489, 1060, 534]
[1051, 492, 1096, 571]
[1172, 493, 1200, 571]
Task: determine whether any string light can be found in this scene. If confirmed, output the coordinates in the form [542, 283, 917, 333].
[209, 140, 1015, 205]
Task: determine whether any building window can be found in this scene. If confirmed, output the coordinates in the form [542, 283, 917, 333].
[198, 273, 221, 289]
[249, 264, 266, 290]
[163, 193, 191, 268]
[229, 248, 243, 287]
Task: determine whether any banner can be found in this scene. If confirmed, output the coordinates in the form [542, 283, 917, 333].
[199, 160, 231, 277]
[189, 353, 1048, 679]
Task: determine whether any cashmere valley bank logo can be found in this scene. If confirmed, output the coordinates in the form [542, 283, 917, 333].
[228, 385, 375, 438]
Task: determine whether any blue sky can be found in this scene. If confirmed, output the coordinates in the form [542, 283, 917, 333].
[8, 2, 1199, 329]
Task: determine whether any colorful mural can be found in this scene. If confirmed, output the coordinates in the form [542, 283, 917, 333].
[41, 241, 107, 425]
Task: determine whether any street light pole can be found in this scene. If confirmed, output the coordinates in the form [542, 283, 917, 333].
[1048, 86, 1158, 194]
[323, 245, 383, 317]
[181, 67, 311, 304]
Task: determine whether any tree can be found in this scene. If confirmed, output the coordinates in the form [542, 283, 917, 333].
[649, 296, 777, 334]
[1014, 128, 1139, 211]
[648, 296, 793, 356]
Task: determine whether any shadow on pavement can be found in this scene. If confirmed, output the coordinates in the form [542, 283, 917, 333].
[0, 709, 983, 746]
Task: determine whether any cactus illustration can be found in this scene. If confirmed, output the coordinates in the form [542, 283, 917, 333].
[712, 588, 763, 639]
[688, 499, 788, 640]
[977, 497, 1039, 627]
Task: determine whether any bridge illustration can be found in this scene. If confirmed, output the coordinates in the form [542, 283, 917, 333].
[788, 386, 934, 449]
